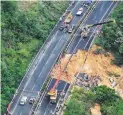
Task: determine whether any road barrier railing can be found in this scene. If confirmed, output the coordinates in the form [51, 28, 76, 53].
[29, 1, 99, 115]
[8, 1, 75, 114]
[54, 2, 119, 115]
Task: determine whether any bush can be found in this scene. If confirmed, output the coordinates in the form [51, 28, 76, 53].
[94, 3, 123, 66]
[93, 48, 106, 55]
[1, 1, 69, 113]
[92, 86, 120, 104]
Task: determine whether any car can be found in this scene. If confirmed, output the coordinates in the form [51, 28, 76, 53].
[81, 3, 89, 8]
[85, 0, 92, 5]
[71, 1, 75, 6]
[76, 8, 83, 16]
[66, 10, 71, 14]
[59, 17, 62, 22]
[29, 97, 35, 104]
[68, 25, 75, 33]
[20, 96, 27, 105]
[59, 24, 64, 31]
[63, 10, 71, 17]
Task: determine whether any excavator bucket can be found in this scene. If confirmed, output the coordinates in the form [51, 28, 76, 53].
[47, 89, 56, 96]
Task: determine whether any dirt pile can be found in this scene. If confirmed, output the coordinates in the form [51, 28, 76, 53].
[51, 45, 123, 97]
[51, 51, 86, 83]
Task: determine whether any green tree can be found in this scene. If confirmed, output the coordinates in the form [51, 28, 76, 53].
[93, 86, 120, 104]
[115, 100, 123, 115]
[95, 3, 123, 66]
[64, 98, 89, 115]
[1, 1, 69, 114]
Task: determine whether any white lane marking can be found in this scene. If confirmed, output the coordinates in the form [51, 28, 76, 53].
[20, 113, 22, 115]
[54, 1, 115, 113]
[11, 32, 61, 114]
[71, 1, 80, 12]
[93, 15, 96, 20]
[30, 2, 83, 112]
[29, 31, 59, 77]
[21, 31, 59, 85]
[10, 2, 80, 114]
[39, 31, 59, 62]
[32, 84, 35, 91]
[35, 2, 99, 110]
[100, 2, 105, 11]
[37, 35, 64, 79]
[43, 102, 51, 115]
[35, 34, 72, 107]
[26, 1, 80, 95]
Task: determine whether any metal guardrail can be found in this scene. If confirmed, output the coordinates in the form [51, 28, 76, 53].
[30, 2, 99, 115]
[8, 1, 74, 114]
[53, 2, 99, 115]
[29, 2, 83, 114]
[54, 1, 118, 115]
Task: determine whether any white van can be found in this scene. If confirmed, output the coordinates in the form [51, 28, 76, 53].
[20, 96, 27, 105]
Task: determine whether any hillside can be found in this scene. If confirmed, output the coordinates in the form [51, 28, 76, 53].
[51, 45, 123, 97]
[1, 1, 69, 113]
[62, 2, 123, 115]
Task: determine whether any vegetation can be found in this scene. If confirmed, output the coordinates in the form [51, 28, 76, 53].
[65, 3, 123, 115]
[95, 3, 123, 65]
[64, 88, 93, 115]
[1, 1, 69, 113]
[64, 86, 123, 115]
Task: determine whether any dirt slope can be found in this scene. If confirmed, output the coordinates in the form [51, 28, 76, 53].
[50, 45, 123, 97]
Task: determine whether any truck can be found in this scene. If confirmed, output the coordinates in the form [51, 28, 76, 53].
[48, 90, 57, 104]
[64, 13, 73, 24]
[81, 27, 90, 38]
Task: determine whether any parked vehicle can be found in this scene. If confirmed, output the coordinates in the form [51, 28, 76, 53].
[64, 13, 73, 24]
[29, 97, 35, 104]
[76, 8, 83, 16]
[68, 25, 75, 33]
[59, 24, 64, 31]
[20, 96, 27, 105]
[71, 1, 75, 6]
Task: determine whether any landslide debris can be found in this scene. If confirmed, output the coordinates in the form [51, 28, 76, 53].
[50, 45, 123, 97]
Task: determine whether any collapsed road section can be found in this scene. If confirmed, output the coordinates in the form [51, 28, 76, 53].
[30, 1, 99, 115]
[31, 1, 118, 115]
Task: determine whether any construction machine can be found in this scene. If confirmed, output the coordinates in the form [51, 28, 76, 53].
[47, 63, 62, 104]
[64, 13, 73, 24]
[81, 19, 115, 38]
[47, 78, 60, 104]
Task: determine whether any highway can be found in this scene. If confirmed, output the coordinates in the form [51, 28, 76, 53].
[35, 1, 117, 115]
[9, 1, 90, 115]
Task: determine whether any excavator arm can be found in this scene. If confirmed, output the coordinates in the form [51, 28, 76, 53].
[86, 19, 115, 29]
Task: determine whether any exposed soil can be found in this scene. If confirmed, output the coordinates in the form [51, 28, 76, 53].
[90, 103, 102, 115]
[50, 45, 123, 97]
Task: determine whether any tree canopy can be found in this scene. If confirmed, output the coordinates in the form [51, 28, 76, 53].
[64, 86, 123, 115]
[95, 3, 123, 65]
[1, 1, 69, 114]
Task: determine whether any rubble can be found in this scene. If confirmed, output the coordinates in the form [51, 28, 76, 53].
[75, 73, 101, 89]
[50, 45, 123, 97]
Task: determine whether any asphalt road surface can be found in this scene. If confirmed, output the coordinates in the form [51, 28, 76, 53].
[35, 1, 117, 115]
[10, 1, 90, 115]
